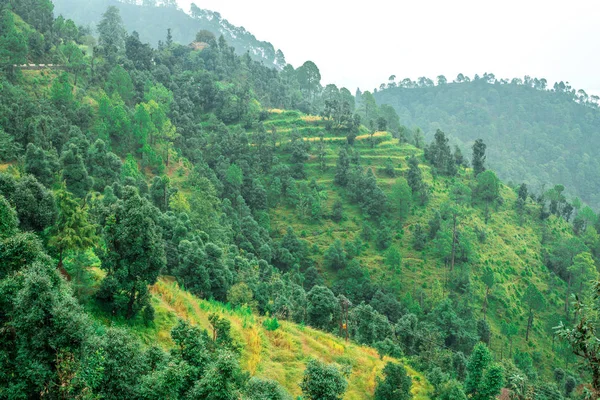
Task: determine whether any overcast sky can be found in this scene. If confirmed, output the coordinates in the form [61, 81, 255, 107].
[175, 0, 600, 95]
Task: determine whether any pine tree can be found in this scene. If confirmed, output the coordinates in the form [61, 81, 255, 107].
[60, 144, 93, 198]
[24, 143, 59, 187]
[49, 184, 97, 271]
[472, 139, 487, 176]
[465, 343, 503, 399]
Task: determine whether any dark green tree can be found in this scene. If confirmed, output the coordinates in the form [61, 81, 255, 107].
[61, 144, 93, 198]
[97, 186, 166, 319]
[24, 143, 59, 187]
[465, 343, 504, 400]
[300, 359, 347, 400]
[374, 362, 412, 400]
[334, 147, 351, 186]
[307, 285, 338, 331]
[97, 6, 127, 65]
[324, 239, 347, 270]
[472, 139, 487, 176]
[406, 156, 428, 205]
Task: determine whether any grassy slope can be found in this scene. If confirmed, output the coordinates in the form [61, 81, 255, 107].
[258, 110, 568, 376]
[140, 278, 433, 399]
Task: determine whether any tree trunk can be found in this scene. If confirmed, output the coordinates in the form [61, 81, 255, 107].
[526, 309, 533, 341]
[450, 214, 457, 272]
[126, 286, 137, 319]
[483, 286, 490, 319]
[565, 274, 572, 320]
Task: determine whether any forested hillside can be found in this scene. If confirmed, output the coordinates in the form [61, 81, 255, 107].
[373, 77, 600, 209]
[52, 0, 286, 67]
[1, 0, 600, 399]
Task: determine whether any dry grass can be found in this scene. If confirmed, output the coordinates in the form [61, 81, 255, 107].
[149, 279, 433, 399]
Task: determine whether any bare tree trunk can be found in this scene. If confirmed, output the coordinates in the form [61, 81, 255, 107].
[450, 213, 457, 272]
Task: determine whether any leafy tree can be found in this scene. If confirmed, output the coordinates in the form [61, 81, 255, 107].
[438, 380, 467, 400]
[406, 156, 428, 205]
[567, 252, 598, 300]
[465, 343, 503, 400]
[374, 362, 412, 400]
[334, 147, 351, 186]
[48, 184, 97, 270]
[474, 170, 501, 217]
[300, 359, 347, 400]
[324, 239, 347, 270]
[472, 139, 487, 176]
[501, 321, 518, 357]
[106, 65, 134, 104]
[61, 144, 93, 198]
[87, 139, 122, 191]
[97, 186, 166, 319]
[190, 350, 247, 399]
[349, 303, 392, 345]
[1, 262, 95, 398]
[24, 143, 59, 187]
[307, 285, 338, 331]
[0, 10, 28, 80]
[0, 128, 21, 161]
[0, 195, 18, 237]
[385, 247, 402, 272]
[331, 200, 344, 222]
[245, 377, 291, 400]
[9, 174, 57, 232]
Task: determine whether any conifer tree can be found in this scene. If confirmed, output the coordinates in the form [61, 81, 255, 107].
[61, 144, 93, 198]
[472, 139, 487, 176]
[49, 184, 97, 271]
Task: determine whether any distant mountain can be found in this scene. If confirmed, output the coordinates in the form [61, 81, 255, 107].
[374, 78, 600, 208]
[52, 0, 286, 68]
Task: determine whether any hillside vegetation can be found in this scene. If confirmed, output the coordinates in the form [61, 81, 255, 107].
[52, 0, 286, 67]
[1, 1, 600, 399]
[373, 78, 600, 209]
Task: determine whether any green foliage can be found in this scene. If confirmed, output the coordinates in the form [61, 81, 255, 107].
[375, 80, 600, 208]
[24, 143, 59, 187]
[61, 144, 93, 198]
[374, 362, 412, 400]
[465, 343, 503, 400]
[424, 129, 457, 176]
[306, 285, 338, 331]
[300, 359, 348, 400]
[474, 170, 501, 208]
[324, 239, 347, 270]
[97, 186, 166, 319]
[48, 184, 97, 267]
[245, 377, 291, 400]
[472, 139, 487, 176]
[262, 317, 280, 332]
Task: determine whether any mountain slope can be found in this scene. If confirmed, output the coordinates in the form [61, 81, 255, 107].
[143, 278, 433, 399]
[374, 80, 600, 209]
[52, 0, 285, 67]
[253, 110, 575, 380]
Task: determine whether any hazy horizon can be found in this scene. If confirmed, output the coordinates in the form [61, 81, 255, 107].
[175, 0, 600, 95]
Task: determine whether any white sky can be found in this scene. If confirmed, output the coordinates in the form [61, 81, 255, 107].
[176, 0, 600, 94]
